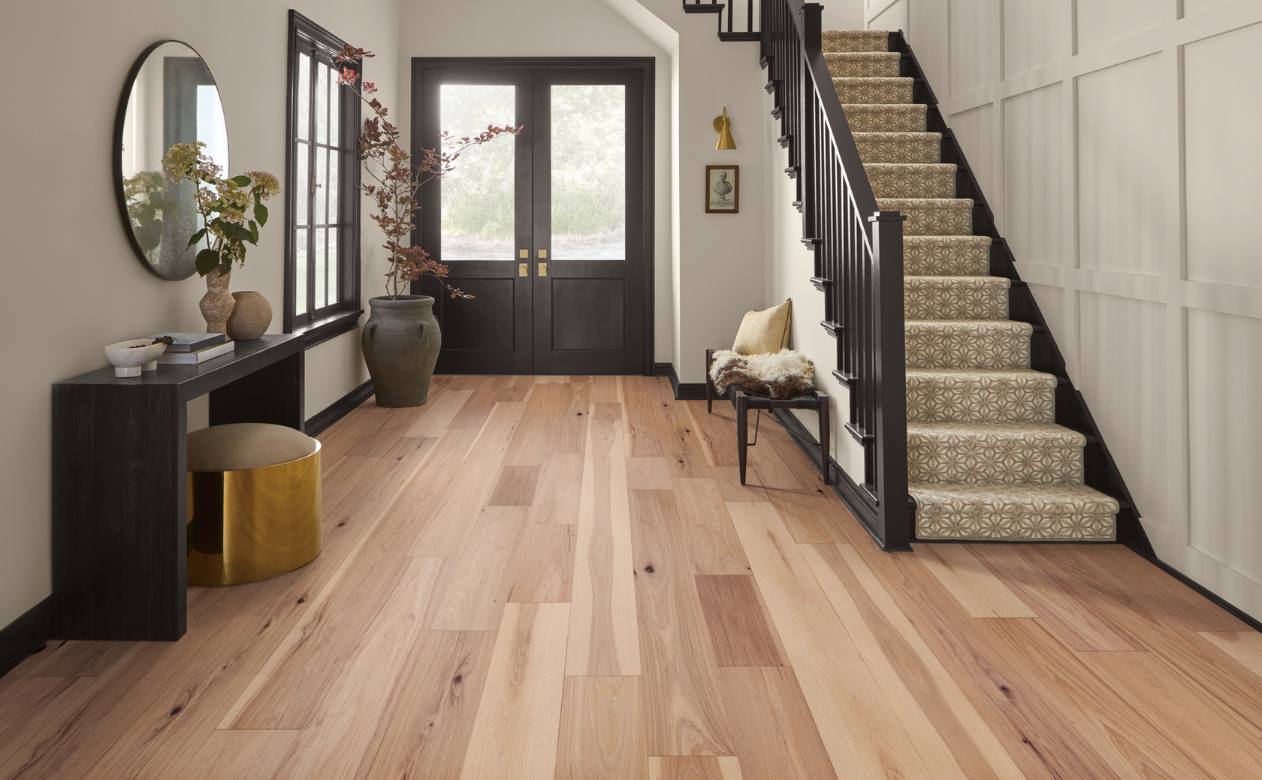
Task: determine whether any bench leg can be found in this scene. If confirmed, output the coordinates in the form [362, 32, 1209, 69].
[818, 395, 830, 485]
[705, 349, 714, 413]
[735, 393, 749, 485]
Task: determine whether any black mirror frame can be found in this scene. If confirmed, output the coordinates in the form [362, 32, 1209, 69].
[113, 39, 227, 281]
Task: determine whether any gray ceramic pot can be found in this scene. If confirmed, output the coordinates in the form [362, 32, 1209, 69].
[361, 295, 442, 407]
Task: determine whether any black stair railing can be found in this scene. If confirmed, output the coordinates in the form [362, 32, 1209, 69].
[682, 0, 760, 41]
[762, 0, 910, 549]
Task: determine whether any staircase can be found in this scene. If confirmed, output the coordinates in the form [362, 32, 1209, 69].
[698, 0, 1156, 549]
[822, 30, 1119, 541]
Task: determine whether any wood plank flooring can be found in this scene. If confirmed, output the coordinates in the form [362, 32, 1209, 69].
[3, 374, 1261, 779]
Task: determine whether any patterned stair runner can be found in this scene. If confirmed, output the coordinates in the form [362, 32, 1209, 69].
[825, 30, 1118, 541]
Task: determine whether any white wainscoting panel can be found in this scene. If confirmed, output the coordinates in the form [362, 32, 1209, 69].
[1028, 282, 1066, 346]
[1003, 83, 1063, 268]
[948, 104, 996, 215]
[1077, 0, 1165, 54]
[949, 0, 996, 96]
[1183, 0, 1233, 18]
[1184, 21, 1262, 289]
[1187, 308, 1262, 583]
[1002, 0, 1071, 78]
[1077, 53, 1167, 278]
[1078, 291, 1170, 535]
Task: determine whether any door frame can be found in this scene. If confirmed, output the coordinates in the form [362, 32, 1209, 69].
[409, 57, 655, 376]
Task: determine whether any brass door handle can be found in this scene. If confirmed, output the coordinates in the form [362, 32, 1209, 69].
[538, 262, 548, 277]
[518, 263, 529, 277]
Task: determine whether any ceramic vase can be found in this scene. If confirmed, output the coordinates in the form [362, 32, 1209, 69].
[361, 295, 442, 407]
[200, 269, 235, 334]
[226, 291, 272, 341]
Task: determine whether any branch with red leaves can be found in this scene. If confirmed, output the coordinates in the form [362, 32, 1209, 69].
[335, 46, 523, 299]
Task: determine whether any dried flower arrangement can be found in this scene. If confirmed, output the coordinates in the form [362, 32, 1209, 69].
[334, 46, 522, 299]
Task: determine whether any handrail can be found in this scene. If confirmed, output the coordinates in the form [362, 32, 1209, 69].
[681, 1, 758, 39]
[788, 1, 879, 224]
[761, 0, 911, 549]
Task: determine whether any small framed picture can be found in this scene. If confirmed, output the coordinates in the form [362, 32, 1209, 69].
[705, 165, 740, 214]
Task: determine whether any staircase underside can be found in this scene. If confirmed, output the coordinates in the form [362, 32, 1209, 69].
[825, 30, 1118, 542]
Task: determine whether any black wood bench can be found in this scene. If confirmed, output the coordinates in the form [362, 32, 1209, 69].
[704, 349, 830, 486]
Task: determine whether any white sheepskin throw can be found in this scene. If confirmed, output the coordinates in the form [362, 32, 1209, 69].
[710, 349, 816, 399]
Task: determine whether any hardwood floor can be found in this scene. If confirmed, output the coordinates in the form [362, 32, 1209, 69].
[2, 374, 1261, 778]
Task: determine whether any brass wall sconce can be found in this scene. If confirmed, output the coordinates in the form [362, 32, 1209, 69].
[714, 107, 737, 150]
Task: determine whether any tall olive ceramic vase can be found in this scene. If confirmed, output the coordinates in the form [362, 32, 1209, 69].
[361, 295, 442, 407]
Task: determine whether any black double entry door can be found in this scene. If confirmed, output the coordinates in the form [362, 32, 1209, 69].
[413, 59, 652, 375]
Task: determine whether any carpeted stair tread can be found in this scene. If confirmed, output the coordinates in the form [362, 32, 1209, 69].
[821, 30, 890, 53]
[818, 28, 1119, 541]
[843, 104, 927, 132]
[877, 197, 974, 236]
[825, 52, 902, 78]
[833, 76, 914, 104]
[906, 368, 1056, 423]
[904, 276, 1009, 320]
[854, 132, 942, 164]
[865, 163, 956, 199]
[908, 422, 1085, 485]
[911, 482, 1118, 541]
[905, 320, 1032, 369]
[904, 236, 992, 276]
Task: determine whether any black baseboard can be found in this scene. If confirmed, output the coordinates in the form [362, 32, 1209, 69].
[768, 408, 908, 551]
[1142, 554, 1262, 634]
[0, 596, 52, 679]
[652, 363, 705, 400]
[305, 380, 373, 436]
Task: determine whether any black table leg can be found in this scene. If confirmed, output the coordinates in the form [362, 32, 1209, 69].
[735, 391, 749, 485]
[52, 384, 187, 640]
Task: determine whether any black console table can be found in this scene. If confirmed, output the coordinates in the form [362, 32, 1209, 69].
[52, 335, 305, 641]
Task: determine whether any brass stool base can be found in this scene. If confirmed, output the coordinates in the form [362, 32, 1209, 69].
[187, 444, 322, 586]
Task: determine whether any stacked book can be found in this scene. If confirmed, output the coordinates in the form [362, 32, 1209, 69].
[156, 333, 235, 365]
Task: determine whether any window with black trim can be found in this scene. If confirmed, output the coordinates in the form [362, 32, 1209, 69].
[285, 10, 361, 331]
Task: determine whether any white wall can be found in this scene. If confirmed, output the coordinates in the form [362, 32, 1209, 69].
[824, 0, 867, 32]
[861, 0, 1262, 619]
[0, 0, 400, 629]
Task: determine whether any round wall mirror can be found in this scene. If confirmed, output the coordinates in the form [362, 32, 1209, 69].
[115, 41, 229, 280]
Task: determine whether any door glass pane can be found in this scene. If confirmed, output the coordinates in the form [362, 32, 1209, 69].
[316, 62, 329, 145]
[295, 227, 308, 315]
[297, 53, 310, 141]
[551, 84, 625, 260]
[315, 149, 328, 226]
[314, 227, 327, 307]
[439, 84, 516, 261]
[295, 142, 308, 226]
[329, 82, 340, 147]
[327, 228, 339, 306]
[328, 150, 339, 224]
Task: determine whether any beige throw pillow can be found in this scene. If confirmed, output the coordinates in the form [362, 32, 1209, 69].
[732, 299, 792, 355]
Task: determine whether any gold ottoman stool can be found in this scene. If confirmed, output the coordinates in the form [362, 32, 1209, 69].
[187, 423, 322, 586]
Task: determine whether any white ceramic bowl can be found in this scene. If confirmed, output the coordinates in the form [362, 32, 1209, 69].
[104, 339, 167, 378]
